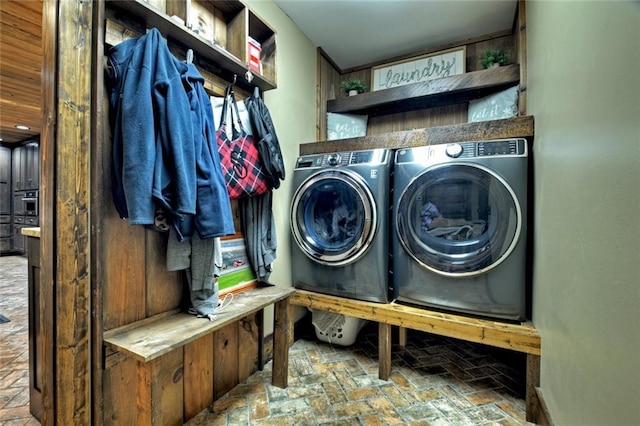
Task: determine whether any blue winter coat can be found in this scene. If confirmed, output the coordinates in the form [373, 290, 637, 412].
[108, 28, 194, 225]
[108, 28, 234, 239]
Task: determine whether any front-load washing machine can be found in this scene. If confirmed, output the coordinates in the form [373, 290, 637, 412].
[392, 138, 529, 320]
[290, 149, 391, 303]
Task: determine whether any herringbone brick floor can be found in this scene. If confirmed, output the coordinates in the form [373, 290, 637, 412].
[188, 320, 531, 425]
[1, 255, 531, 425]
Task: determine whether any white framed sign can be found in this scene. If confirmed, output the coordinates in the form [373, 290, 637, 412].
[326, 113, 368, 141]
[371, 46, 466, 91]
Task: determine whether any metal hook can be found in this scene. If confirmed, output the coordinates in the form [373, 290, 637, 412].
[232, 74, 237, 86]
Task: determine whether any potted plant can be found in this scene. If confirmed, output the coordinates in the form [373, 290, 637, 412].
[480, 49, 509, 69]
[340, 79, 368, 96]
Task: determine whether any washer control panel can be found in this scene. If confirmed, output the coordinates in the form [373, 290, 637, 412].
[295, 149, 388, 169]
[477, 139, 525, 156]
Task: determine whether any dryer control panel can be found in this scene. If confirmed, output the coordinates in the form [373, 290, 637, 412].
[445, 139, 526, 158]
[295, 149, 388, 169]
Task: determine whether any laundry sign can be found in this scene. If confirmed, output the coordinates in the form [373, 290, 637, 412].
[371, 46, 466, 91]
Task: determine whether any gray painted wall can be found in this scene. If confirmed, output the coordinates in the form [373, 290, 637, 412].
[527, 1, 640, 424]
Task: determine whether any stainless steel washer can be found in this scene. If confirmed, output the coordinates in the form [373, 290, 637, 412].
[392, 139, 529, 320]
[290, 149, 392, 303]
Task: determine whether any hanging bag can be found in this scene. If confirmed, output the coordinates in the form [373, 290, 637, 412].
[245, 87, 286, 189]
[216, 85, 271, 199]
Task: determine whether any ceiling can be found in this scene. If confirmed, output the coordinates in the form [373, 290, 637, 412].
[0, 0, 517, 145]
[0, 0, 42, 145]
[274, 0, 517, 70]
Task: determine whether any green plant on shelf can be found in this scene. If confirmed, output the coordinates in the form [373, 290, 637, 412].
[480, 49, 509, 69]
[340, 79, 368, 94]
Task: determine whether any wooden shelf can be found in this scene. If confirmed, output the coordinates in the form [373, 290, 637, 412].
[106, 0, 276, 92]
[104, 285, 294, 363]
[301, 115, 534, 155]
[328, 64, 520, 116]
[291, 289, 540, 355]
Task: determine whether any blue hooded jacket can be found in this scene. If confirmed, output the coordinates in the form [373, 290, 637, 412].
[181, 62, 235, 239]
[108, 28, 234, 239]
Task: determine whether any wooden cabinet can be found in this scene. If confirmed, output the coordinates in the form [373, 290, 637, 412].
[24, 231, 50, 423]
[25, 142, 40, 190]
[11, 145, 24, 191]
[0, 216, 10, 253]
[8, 141, 39, 254]
[105, 0, 276, 93]
[0, 148, 10, 252]
[11, 141, 39, 191]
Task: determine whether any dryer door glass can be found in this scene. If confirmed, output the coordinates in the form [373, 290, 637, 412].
[291, 170, 377, 266]
[396, 163, 521, 276]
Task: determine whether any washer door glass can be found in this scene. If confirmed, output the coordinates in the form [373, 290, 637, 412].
[291, 170, 376, 266]
[396, 163, 521, 276]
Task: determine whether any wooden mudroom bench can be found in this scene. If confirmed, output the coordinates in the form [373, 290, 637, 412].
[103, 285, 294, 425]
[290, 289, 542, 422]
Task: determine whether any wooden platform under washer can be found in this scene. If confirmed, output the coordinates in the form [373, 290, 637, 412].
[290, 289, 541, 422]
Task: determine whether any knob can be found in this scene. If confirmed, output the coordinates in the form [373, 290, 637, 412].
[445, 143, 463, 158]
[328, 153, 340, 166]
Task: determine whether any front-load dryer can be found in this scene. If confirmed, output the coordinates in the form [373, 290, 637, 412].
[290, 149, 391, 303]
[392, 138, 529, 320]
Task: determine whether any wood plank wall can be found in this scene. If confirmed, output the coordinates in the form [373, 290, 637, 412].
[317, 31, 517, 142]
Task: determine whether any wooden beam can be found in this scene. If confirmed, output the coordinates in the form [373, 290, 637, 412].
[40, 0, 57, 423]
[290, 290, 541, 355]
[299, 115, 534, 155]
[54, 0, 93, 424]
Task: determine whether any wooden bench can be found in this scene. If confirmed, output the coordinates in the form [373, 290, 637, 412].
[103, 285, 294, 424]
[290, 289, 541, 422]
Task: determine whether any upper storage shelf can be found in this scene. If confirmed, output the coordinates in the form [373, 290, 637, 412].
[105, 0, 276, 92]
[328, 64, 520, 116]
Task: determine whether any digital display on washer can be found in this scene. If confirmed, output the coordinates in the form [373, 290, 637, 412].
[477, 140, 524, 156]
[350, 151, 373, 164]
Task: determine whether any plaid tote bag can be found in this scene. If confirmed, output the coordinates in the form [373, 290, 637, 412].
[216, 86, 271, 199]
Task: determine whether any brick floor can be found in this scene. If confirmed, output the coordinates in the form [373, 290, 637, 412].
[1, 255, 532, 425]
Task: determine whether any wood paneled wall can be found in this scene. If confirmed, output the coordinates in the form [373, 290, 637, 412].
[318, 32, 517, 141]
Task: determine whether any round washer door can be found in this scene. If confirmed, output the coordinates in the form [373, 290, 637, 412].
[396, 162, 522, 276]
[291, 169, 377, 266]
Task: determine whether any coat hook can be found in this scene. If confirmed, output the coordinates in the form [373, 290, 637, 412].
[245, 70, 254, 83]
[232, 74, 237, 85]
[186, 49, 194, 64]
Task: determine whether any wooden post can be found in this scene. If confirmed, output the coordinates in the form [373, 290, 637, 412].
[398, 326, 407, 347]
[272, 297, 291, 388]
[46, 0, 94, 423]
[378, 322, 392, 380]
[525, 353, 541, 423]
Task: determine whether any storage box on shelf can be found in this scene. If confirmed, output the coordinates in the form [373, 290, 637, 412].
[105, 0, 276, 92]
